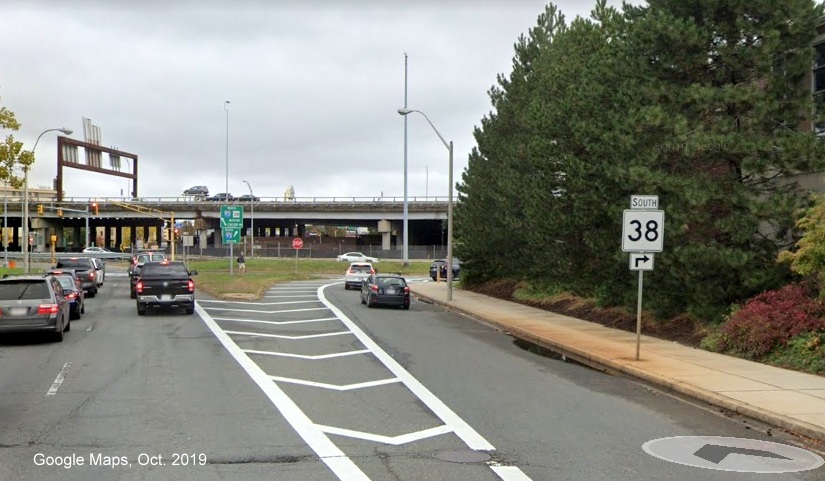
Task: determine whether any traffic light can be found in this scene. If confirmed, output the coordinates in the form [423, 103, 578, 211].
[57, 208, 63, 217]
[37, 204, 44, 215]
[91, 202, 98, 215]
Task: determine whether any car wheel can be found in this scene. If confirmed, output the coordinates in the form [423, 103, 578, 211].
[80, 302, 85, 314]
[185, 304, 194, 315]
[344, 284, 349, 290]
[88, 289, 96, 298]
[64, 316, 71, 332]
[360, 295, 366, 305]
[367, 296, 375, 308]
[70, 308, 79, 320]
[402, 304, 410, 310]
[130, 290, 136, 299]
[137, 304, 146, 316]
[53, 322, 64, 342]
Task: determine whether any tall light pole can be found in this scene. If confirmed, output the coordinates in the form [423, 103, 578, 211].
[402, 53, 410, 266]
[224, 100, 233, 275]
[24, 127, 73, 273]
[397, 109, 453, 300]
[243, 179, 254, 259]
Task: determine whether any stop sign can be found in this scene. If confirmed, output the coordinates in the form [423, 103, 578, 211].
[292, 238, 303, 249]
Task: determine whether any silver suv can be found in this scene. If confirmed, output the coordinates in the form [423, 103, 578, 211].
[183, 185, 209, 196]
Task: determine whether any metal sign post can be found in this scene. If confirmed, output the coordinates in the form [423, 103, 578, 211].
[622, 195, 664, 361]
[292, 237, 303, 274]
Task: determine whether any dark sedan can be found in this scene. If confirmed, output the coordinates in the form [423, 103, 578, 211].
[429, 258, 460, 281]
[360, 274, 410, 310]
[0, 275, 71, 341]
[46, 270, 85, 320]
[237, 194, 260, 202]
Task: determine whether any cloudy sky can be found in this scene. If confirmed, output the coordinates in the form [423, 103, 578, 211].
[2, 0, 621, 201]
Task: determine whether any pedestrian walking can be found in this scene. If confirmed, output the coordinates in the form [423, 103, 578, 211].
[237, 253, 246, 273]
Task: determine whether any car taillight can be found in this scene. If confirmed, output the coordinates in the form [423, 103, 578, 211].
[37, 304, 59, 315]
[136, 281, 144, 293]
[370, 284, 378, 292]
[66, 292, 77, 300]
[187, 280, 195, 292]
[404, 286, 410, 294]
[89, 272, 95, 279]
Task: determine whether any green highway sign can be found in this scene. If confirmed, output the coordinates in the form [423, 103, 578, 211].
[220, 205, 244, 229]
[222, 227, 241, 244]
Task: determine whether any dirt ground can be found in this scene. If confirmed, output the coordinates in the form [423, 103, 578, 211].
[467, 279, 708, 348]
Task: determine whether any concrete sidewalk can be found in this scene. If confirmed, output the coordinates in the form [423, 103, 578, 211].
[410, 281, 825, 444]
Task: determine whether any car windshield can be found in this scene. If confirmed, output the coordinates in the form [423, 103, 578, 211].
[0, 280, 50, 300]
[376, 277, 405, 287]
[55, 276, 75, 290]
[350, 265, 372, 273]
[57, 259, 91, 269]
[140, 263, 189, 277]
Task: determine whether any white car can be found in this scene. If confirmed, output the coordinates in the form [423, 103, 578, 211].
[344, 262, 375, 290]
[90, 257, 105, 287]
[337, 252, 378, 263]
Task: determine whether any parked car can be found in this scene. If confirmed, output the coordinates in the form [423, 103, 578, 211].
[344, 262, 375, 290]
[55, 257, 98, 297]
[90, 257, 105, 287]
[337, 251, 378, 263]
[47, 270, 85, 320]
[360, 274, 410, 309]
[429, 258, 461, 281]
[134, 260, 198, 315]
[206, 193, 234, 201]
[0, 275, 71, 341]
[83, 246, 120, 260]
[183, 185, 209, 196]
[129, 252, 168, 298]
[236, 194, 260, 202]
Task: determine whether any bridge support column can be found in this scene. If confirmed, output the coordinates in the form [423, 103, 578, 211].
[378, 219, 392, 251]
[115, 226, 123, 251]
[72, 226, 82, 250]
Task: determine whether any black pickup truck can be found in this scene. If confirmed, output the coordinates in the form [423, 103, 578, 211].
[134, 261, 198, 316]
[55, 257, 98, 297]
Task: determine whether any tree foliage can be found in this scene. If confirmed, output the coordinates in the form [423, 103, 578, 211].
[456, 0, 825, 321]
[0, 97, 33, 189]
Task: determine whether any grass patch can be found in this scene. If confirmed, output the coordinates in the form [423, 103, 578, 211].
[184, 258, 430, 299]
[766, 332, 825, 374]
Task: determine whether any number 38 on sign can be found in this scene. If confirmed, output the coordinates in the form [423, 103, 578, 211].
[622, 209, 664, 252]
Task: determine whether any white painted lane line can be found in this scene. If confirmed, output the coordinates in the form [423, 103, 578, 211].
[202, 307, 328, 314]
[316, 424, 453, 446]
[243, 349, 370, 360]
[490, 466, 535, 481]
[269, 376, 402, 391]
[46, 362, 71, 396]
[212, 317, 338, 326]
[199, 299, 321, 305]
[264, 292, 318, 299]
[318, 284, 494, 450]
[225, 330, 353, 340]
[195, 304, 371, 481]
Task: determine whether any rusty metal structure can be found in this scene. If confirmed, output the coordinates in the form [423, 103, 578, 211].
[55, 136, 138, 202]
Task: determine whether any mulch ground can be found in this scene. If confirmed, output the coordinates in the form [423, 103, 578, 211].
[467, 279, 707, 348]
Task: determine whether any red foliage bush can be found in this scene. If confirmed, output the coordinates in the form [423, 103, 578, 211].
[718, 283, 825, 359]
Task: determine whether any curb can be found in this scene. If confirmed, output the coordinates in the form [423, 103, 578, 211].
[413, 290, 825, 445]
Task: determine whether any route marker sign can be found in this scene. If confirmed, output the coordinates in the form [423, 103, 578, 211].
[292, 237, 304, 249]
[223, 227, 240, 244]
[622, 210, 665, 252]
[629, 253, 654, 271]
[220, 205, 243, 229]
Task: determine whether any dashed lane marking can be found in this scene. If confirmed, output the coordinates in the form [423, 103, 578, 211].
[46, 362, 71, 396]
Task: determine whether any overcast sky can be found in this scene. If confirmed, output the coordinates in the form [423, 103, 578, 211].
[2, 0, 622, 201]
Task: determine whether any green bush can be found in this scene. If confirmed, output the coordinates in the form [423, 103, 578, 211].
[767, 333, 825, 374]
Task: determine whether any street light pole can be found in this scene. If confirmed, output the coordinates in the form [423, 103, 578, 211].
[24, 127, 72, 273]
[243, 180, 254, 259]
[402, 53, 409, 267]
[224, 100, 233, 275]
[396, 108, 453, 300]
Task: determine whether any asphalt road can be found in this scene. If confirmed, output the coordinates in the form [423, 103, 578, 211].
[0, 273, 820, 481]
